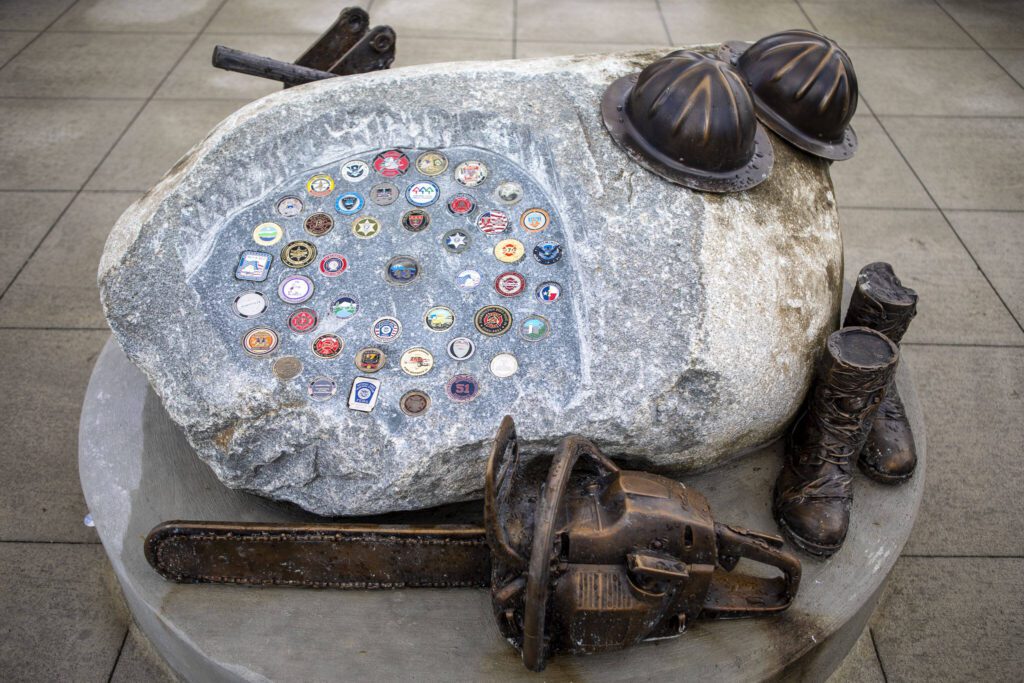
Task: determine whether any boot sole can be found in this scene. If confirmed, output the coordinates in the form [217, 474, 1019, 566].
[772, 507, 842, 559]
[858, 459, 914, 485]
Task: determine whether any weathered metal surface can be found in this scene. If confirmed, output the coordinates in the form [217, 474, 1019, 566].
[145, 416, 800, 672]
[212, 45, 337, 87]
[293, 6, 369, 72]
[326, 26, 395, 76]
[773, 327, 899, 557]
[719, 30, 859, 161]
[843, 262, 919, 483]
[601, 50, 773, 193]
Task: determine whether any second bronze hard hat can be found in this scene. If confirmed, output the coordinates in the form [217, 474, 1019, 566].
[720, 29, 859, 160]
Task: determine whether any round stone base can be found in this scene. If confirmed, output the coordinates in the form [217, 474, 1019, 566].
[79, 338, 924, 682]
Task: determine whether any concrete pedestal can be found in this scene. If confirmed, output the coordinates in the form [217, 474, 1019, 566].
[79, 337, 924, 682]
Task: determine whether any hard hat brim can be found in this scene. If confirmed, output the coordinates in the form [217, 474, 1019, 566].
[600, 72, 775, 194]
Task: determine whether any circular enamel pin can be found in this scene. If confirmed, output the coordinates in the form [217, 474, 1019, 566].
[477, 209, 510, 235]
[335, 192, 364, 215]
[352, 216, 382, 239]
[447, 194, 476, 216]
[536, 281, 561, 303]
[373, 149, 410, 177]
[447, 337, 475, 361]
[533, 241, 563, 265]
[330, 295, 358, 319]
[371, 316, 402, 343]
[340, 160, 369, 183]
[272, 356, 302, 380]
[454, 160, 488, 187]
[495, 181, 524, 205]
[278, 274, 314, 304]
[304, 212, 334, 237]
[455, 269, 481, 290]
[416, 151, 448, 177]
[446, 374, 480, 403]
[442, 229, 471, 254]
[307, 376, 337, 402]
[319, 253, 347, 277]
[402, 209, 430, 232]
[400, 390, 431, 417]
[400, 347, 434, 376]
[520, 208, 550, 232]
[354, 347, 386, 373]
[370, 182, 399, 206]
[281, 240, 317, 268]
[312, 333, 343, 359]
[253, 222, 283, 247]
[475, 305, 512, 337]
[519, 314, 551, 341]
[385, 255, 420, 286]
[288, 307, 318, 333]
[233, 291, 267, 318]
[522, 208, 550, 232]
[490, 352, 519, 378]
[275, 196, 303, 217]
[494, 238, 525, 263]
[425, 306, 455, 331]
[306, 174, 334, 197]
[406, 181, 440, 207]
[242, 327, 278, 356]
[495, 271, 526, 297]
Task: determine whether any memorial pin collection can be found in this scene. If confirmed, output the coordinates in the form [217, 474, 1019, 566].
[231, 149, 565, 416]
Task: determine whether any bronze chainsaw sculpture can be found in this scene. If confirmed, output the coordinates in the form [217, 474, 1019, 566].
[147, 417, 801, 671]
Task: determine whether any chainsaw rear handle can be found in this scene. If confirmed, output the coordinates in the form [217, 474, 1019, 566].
[705, 523, 802, 618]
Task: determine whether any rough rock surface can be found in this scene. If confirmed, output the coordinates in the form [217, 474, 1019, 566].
[99, 50, 842, 516]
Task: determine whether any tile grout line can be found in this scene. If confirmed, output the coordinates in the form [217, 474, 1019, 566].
[839, 205, 1024, 213]
[0, 0, 83, 71]
[793, 0, 817, 32]
[0, 326, 110, 331]
[105, 627, 130, 683]
[868, 627, 890, 683]
[860, 96, 1024, 337]
[512, 0, 518, 58]
[653, 0, 674, 46]
[900, 553, 1024, 559]
[0, 0, 231, 307]
[0, 538, 102, 545]
[903, 342, 1024, 349]
[797, 0, 1024, 338]
[931, 0, 1024, 91]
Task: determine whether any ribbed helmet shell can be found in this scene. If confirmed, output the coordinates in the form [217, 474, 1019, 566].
[736, 30, 858, 155]
[627, 50, 759, 174]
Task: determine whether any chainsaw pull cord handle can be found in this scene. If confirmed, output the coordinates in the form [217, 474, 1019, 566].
[521, 435, 619, 672]
[702, 523, 802, 618]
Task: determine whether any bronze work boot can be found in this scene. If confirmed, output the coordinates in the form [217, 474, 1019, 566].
[773, 328, 899, 557]
[843, 262, 919, 484]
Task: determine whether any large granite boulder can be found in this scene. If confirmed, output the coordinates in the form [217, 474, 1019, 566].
[99, 50, 842, 517]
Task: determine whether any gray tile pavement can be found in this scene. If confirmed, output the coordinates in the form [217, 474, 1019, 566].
[0, 0, 1020, 680]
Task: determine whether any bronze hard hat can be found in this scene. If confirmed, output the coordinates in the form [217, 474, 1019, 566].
[601, 50, 774, 193]
[719, 30, 859, 161]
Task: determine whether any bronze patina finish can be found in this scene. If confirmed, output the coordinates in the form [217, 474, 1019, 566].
[720, 30, 859, 161]
[773, 328, 899, 557]
[601, 50, 774, 193]
[147, 417, 801, 672]
[211, 6, 395, 87]
[843, 262, 919, 483]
